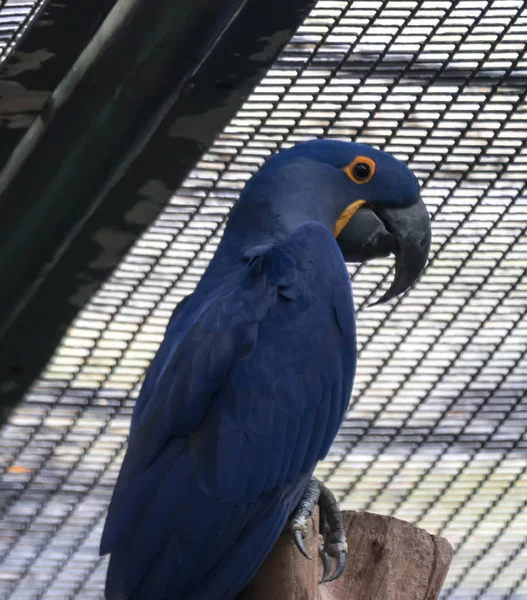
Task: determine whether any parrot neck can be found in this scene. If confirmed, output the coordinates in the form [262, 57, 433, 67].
[218, 199, 332, 260]
[219, 167, 348, 252]
[204, 157, 353, 277]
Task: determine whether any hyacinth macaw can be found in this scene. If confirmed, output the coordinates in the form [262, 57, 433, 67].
[100, 139, 431, 600]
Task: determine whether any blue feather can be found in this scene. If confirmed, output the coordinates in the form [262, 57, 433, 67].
[101, 222, 356, 600]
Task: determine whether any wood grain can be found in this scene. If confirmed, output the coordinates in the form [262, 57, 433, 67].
[237, 510, 453, 600]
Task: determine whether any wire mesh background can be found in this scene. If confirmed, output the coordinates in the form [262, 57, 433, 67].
[1, 0, 527, 598]
[0, 1, 46, 65]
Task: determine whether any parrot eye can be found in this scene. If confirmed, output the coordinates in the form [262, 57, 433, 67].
[352, 162, 371, 181]
[343, 155, 376, 184]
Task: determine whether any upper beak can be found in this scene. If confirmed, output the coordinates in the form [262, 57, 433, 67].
[336, 197, 431, 304]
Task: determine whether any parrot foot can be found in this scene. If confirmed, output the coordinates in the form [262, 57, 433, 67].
[289, 477, 347, 583]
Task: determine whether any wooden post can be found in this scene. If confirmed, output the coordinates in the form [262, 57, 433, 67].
[237, 510, 453, 600]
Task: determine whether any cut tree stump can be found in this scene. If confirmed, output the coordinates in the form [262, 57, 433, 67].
[237, 509, 453, 600]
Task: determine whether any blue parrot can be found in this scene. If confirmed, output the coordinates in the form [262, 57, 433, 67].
[100, 139, 431, 599]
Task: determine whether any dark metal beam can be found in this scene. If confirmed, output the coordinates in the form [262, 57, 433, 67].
[0, 0, 120, 168]
[0, 0, 316, 423]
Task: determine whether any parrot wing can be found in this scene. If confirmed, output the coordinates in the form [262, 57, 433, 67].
[100, 222, 356, 599]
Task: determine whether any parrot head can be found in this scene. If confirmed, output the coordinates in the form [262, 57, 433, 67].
[229, 139, 432, 304]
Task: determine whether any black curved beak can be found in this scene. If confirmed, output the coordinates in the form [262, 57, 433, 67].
[336, 197, 431, 304]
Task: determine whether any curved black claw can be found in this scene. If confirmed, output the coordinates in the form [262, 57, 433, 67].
[318, 503, 331, 579]
[318, 481, 348, 584]
[293, 528, 312, 560]
[289, 478, 321, 560]
[319, 546, 331, 581]
[320, 549, 346, 583]
[289, 477, 348, 583]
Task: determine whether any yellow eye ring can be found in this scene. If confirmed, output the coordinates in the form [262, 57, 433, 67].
[343, 155, 376, 184]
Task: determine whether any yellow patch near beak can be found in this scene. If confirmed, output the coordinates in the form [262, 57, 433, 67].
[333, 199, 366, 238]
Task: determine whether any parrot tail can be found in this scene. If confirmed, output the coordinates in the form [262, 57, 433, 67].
[103, 445, 296, 600]
[124, 502, 290, 600]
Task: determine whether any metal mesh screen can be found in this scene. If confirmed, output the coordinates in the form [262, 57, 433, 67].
[1, 0, 527, 598]
[0, 1, 46, 65]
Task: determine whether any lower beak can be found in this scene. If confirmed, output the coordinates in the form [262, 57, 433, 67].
[336, 197, 431, 304]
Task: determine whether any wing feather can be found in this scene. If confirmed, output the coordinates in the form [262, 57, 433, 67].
[101, 222, 356, 599]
